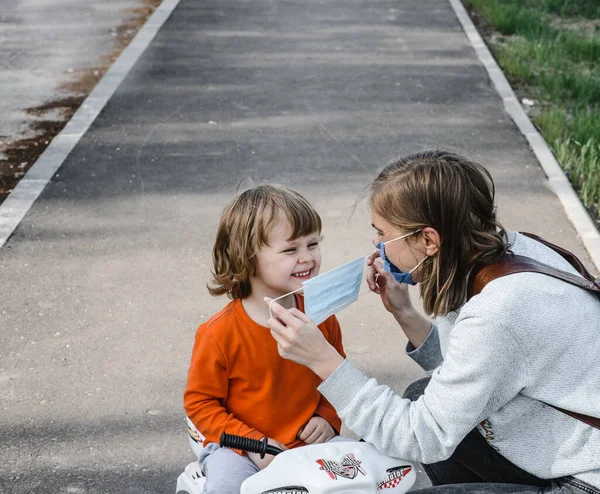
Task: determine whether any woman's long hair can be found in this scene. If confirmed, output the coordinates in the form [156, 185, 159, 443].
[370, 150, 508, 316]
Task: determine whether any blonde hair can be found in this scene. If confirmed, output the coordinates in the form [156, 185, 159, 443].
[370, 150, 508, 316]
[208, 184, 322, 299]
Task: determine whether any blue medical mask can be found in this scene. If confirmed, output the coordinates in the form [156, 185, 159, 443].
[269, 256, 366, 325]
[376, 230, 428, 285]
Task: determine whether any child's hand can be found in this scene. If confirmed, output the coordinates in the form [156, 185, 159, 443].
[298, 416, 335, 445]
[247, 437, 287, 471]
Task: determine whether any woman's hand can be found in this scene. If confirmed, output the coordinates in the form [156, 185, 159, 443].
[298, 416, 335, 445]
[366, 252, 414, 317]
[264, 298, 344, 380]
[247, 437, 287, 470]
[366, 252, 432, 349]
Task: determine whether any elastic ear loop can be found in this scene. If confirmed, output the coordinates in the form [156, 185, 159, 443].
[268, 286, 304, 320]
[382, 228, 422, 246]
[409, 254, 429, 274]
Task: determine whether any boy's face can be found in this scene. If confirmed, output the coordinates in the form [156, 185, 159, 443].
[252, 217, 322, 297]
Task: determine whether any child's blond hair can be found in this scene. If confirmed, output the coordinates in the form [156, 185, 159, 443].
[208, 184, 322, 299]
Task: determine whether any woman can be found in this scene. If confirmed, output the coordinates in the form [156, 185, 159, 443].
[265, 151, 600, 493]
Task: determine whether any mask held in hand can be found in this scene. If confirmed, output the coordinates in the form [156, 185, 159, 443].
[269, 256, 366, 326]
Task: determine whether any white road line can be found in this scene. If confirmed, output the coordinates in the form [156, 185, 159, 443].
[0, 0, 182, 249]
[449, 0, 600, 271]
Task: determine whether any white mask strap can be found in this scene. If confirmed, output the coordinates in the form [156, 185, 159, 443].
[383, 229, 422, 246]
[268, 286, 304, 320]
[408, 255, 429, 274]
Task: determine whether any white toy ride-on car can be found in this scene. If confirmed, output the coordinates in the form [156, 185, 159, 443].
[176, 422, 416, 494]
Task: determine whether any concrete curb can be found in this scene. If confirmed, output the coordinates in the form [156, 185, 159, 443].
[449, 0, 600, 272]
[0, 0, 182, 250]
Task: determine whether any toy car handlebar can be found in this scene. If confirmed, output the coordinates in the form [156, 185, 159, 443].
[219, 432, 284, 459]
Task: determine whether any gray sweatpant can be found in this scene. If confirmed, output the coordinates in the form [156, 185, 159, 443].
[199, 443, 259, 494]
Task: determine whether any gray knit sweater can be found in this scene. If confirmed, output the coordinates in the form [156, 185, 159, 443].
[319, 231, 600, 488]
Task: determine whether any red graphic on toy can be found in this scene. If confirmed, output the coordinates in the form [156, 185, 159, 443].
[316, 453, 366, 480]
[377, 466, 412, 490]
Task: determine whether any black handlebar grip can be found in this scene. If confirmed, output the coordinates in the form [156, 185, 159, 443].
[219, 432, 283, 458]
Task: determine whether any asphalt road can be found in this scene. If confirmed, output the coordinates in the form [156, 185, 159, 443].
[0, 0, 141, 156]
[0, 0, 592, 493]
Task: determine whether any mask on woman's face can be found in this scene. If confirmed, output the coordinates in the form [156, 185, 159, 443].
[375, 230, 428, 285]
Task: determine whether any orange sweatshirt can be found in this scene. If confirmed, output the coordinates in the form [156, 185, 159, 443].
[184, 295, 345, 451]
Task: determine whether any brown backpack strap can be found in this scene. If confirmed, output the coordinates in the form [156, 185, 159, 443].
[558, 408, 600, 430]
[469, 254, 600, 300]
[520, 232, 599, 284]
[468, 234, 600, 430]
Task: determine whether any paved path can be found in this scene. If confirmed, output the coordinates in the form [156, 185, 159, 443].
[0, 0, 152, 202]
[0, 0, 592, 492]
[0, 0, 140, 148]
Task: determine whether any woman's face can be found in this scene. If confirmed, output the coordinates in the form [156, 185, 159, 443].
[371, 211, 428, 283]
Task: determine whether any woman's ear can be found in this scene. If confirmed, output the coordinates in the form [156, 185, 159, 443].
[421, 227, 440, 257]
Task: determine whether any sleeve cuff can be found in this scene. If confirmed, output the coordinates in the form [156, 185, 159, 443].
[406, 324, 443, 373]
[317, 359, 370, 412]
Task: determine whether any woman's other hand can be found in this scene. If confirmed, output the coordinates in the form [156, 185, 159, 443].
[264, 298, 344, 380]
[367, 253, 431, 348]
[367, 253, 414, 317]
[247, 437, 287, 470]
[297, 416, 335, 445]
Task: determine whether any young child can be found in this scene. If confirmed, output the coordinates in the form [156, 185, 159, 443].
[184, 184, 345, 494]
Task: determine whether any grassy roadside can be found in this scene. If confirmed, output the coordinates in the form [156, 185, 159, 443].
[463, 0, 600, 227]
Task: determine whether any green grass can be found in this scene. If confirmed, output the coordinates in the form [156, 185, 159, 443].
[554, 137, 600, 212]
[542, 0, 600, 18]
[477, 0, 600, 19]
[473, 2, 549, 36]
[467, 0, 600, 223]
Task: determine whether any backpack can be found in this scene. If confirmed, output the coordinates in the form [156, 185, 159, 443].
[468, 232, 600, 430]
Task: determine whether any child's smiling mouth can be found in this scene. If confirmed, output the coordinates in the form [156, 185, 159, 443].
[291, 269, 312, 279]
